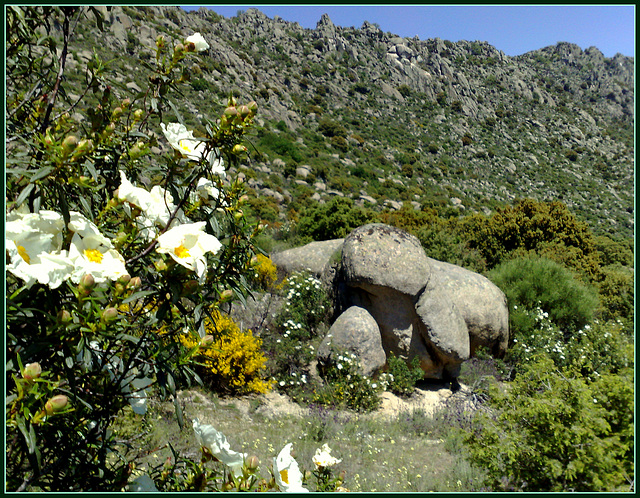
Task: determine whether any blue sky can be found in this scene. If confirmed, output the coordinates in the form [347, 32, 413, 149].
[180, 5, 635, 58]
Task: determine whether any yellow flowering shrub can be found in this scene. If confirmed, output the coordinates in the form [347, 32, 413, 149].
[182, 310, 273, 395]
[251, 253, 278, 290]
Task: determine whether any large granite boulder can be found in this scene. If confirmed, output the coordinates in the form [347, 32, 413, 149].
[341, 223, 430, 297]
[270, 224, 509, 381]
[316, 306, 386, 377]
[341, 224, 469, 379]
[427, 259, 509, 356]
[270, 239, 344, 278]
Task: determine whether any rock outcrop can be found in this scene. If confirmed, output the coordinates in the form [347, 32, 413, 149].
[271, 224, 510, 380]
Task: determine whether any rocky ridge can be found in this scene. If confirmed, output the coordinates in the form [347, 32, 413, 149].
[65, 6, 633, 238]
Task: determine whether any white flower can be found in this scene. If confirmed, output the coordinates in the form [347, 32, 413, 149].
[5, 210, 75, 289]
[185, 32, 209, 52]
[192, 419, 247, 477]
[160, 123, 224, 174]
[155, 222, 222, 281]
[274, 443, 308, 492]
[312, 443, 342, 469]
[118, 171, 182, 239]
[67, 211, 129, 284]
[192, 177, 223, 205]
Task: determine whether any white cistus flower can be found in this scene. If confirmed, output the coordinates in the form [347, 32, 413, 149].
[312, 443, 342, 469]
[192, 419, 247, 477]
[155, 222, 222, 280]
[67, 211, 129, 284]
[160, 123, 224, 175]
[274, 443, 309, 492]
[185, 32, 209, 52]
[117, 171, 184, 239]
[5, 210, 74, 289]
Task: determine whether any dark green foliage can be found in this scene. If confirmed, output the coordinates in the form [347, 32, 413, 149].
[257, 131, 304, 162]
[297, 197, 374, 241]
[488, 255, 599, 337]
[459, 199, 601, 277]
[464, 356, 632, 491]
[318, 118, 347, 138]
[383, 354, 424, 397]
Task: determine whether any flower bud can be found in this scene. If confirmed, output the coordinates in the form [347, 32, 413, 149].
[200, 334, 214, 346]
[57, 309, 72, 325]
[61, 135, 79, 154]
[234, 210, 244, 221]
[74, 138, 93, 155]
[232, 144, 248, 155]
[246, 455, 260, 471]
[102, 122, 116, 138]
[238, 105, 251, 119]
[128, 142, 145, 160]
[154, 259, 168, 272]
[224, 106, 238, 119]
[78, 274, 96, 294]
[117, 274, 131, 286]
[239, 194, 250, 203]
[22, 362, 42, 381]
[132, 109, 145, 122]
[111, 107, 123, 120]
[45, 394, 69, 415]
[185, 41, 196, 52]
[220, 289, 234, 302]
[229, 95, 238, 107]
[127, 276, 142, 290]
[102, 307, 119, 323]
[174, 43, 185, 56]
[156, 35, 165, 49]
[247, 101, 258, 116]
[121, 98, 131, 109]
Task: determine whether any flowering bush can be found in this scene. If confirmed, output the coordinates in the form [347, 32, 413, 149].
[314, 349, 383, 413]
[263, 271, 330, 401]
[382, 353, 424, 397]
[179, 309, 273, 395]
[6, 7, 260, 491]
[251, 253, 279, 291]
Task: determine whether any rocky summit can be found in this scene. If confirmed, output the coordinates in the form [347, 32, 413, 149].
[60, 6, 633, 238]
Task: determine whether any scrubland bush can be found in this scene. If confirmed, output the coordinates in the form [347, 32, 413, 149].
[297, 197, 374, 241]
[464, 356, 633, 492]
[180, 310, 272, 395]
[488, 255, 599, 338]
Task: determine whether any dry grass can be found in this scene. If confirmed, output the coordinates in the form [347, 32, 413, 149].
[118, 385, 488, 492]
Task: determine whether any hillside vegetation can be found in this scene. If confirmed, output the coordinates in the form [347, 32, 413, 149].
[5, 6, 633, 493]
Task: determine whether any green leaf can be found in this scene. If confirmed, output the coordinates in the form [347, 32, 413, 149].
[14, 183, 34, 207]
[30, 166, 54, 182]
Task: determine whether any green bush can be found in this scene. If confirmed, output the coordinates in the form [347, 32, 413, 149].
[313, 349, 382, 413]
[459, 199, 601, 277]
[380, 354, 424, 397]
[464, 356, 631, 491]
[488, 255, 599, 339]
[297, 197, 374, 241]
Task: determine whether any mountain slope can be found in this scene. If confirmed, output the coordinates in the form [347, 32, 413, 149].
[61, 6, 635, 238]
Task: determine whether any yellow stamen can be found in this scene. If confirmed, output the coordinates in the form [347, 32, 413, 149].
[174, 244, 190, 259]
[84, 248, 103, 263]
[280, 469, 289, 484]
[16, 245, 30, 264]
[179, 140, 193, 153]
